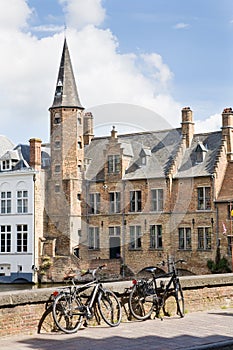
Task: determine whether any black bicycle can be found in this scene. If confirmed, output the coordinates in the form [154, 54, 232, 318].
[128, 259, 185, 320]
[52, 264, 122, 333]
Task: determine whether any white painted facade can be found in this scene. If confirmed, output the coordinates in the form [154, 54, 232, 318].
[0, 169, 37, 283]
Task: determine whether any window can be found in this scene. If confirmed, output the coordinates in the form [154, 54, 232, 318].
[108, 155, 120, 174]
[178, 227, 192, 250]
[78, 142, 82, 149]
[109, 226, 121, 236]
[150, 225, 162, 249]
[228, 236, 233, 256]
[1, 191, 11, 214]
[55, 165, 60, 173]
[129, 226, 142, 249]
[17, 190, 28, 213]
[151, 189, 163, 211]
[109, 192, 121, 213]
[55, 185, 60, 193]
[17, 225, 28, 252]
[197, 187, 211, 210]
[0, 225, 11, 252]
[130, 191, 142, 212]
[55, 140, 61, 148]
[88, 227, 99, 249]
[198, 227, 211, 250]
[89, 193, 100, 214]
[2, 160, 10, 170]
[54, 113, 61, 124]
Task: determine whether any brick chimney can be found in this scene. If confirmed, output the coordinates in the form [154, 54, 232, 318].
[83, 112, 94, 145]
[222, 107, 233, 160]
[181, 107, 194, 148]
[29, 138, 42, 170]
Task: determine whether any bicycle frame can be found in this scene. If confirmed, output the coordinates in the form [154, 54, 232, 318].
[129, 259, 185, 320]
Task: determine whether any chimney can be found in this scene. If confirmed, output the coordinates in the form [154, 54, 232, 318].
[29, 138, 42, 170]
[111, 126, 117, 139]
[221, 107, 233, 160]
[83, 112, 94, 145]
[181, 107, 194, 148]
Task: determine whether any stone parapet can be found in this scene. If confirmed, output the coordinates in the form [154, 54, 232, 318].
[1, 273, 233, 337]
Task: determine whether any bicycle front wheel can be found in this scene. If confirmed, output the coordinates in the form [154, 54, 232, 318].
[98, 290, 122, 327]
[163, 283, 184, 318]
[175, 281, 184, 317]
[52, 293, 83, 334]
[129, 284, 154, 320]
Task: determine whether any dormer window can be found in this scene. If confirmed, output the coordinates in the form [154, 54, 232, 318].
[195, 142, 208, 163]
[55, 80, 63, 96]
[139, 147, 151, 166]
[1, 160, 10, 171]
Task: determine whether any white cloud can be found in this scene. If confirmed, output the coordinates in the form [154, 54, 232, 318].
[59, 0, 106, 30]
[174, 22, 189, 29]
[0, 0, 202, 145]
[0, 0, 32, 32]
[195, 113, 221, 133]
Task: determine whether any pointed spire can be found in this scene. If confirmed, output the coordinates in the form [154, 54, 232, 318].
[50, 38, 83, 109]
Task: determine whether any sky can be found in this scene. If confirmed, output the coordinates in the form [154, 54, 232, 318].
[0, 0, 233, 144]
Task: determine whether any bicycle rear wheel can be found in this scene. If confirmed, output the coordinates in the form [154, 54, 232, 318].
[98, 289, 122, 327]
[52, 293, 83, 334]
[129, 284, 154, 320]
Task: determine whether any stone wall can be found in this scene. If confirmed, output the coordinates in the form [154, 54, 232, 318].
[1, 273, 233, 338]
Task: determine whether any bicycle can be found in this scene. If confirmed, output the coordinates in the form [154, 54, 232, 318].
[52, 264, 122, 333]
[128, 259, 185, 321]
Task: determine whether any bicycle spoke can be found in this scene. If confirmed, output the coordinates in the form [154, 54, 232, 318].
[129, 284, 154, 320]
[52, 293, 83, 334]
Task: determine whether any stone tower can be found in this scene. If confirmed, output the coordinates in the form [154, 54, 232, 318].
[46, 39, 85, 256]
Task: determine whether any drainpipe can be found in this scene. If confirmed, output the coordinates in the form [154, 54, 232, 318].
[33, 173, 37, 283]
[122, 181, 126, 278]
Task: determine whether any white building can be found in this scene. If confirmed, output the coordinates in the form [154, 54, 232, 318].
[0, 137, 49, 283]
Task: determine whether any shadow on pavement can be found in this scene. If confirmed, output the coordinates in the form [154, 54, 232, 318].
[15, 333, 233, 350]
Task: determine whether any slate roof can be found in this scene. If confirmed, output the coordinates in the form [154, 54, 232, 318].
[0, 143, 50, 172]
[175, 131, 222, 178]
[85, 128, 183, 181]
[50, 39, 83, 109]
[85, 128, 222, 181]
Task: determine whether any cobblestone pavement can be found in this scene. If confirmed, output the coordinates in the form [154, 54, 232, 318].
[1, 308, 233, 350]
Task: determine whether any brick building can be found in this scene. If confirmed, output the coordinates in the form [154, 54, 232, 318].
[40, 39, 233, 278]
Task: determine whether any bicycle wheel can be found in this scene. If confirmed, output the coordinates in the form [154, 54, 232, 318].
[98, 289, 122, 327]
[129, 284, 154, 320]
[163, 283, 184, 318]
[38, 305, 59, 334]
[52, 292, 83, 334]
[175, 281, 184, 317]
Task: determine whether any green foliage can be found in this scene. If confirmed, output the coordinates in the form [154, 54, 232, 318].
[207, 257, 231, 273]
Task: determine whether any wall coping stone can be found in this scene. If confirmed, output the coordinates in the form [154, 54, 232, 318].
[1, 273, 233, 308]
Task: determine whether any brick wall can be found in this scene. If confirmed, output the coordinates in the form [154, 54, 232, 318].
[1, 274, 233, 338]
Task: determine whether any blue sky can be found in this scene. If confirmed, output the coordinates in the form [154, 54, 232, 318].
[0, 0, 233, 143]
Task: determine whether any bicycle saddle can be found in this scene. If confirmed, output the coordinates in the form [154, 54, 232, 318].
[144, 267, 157, 274]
